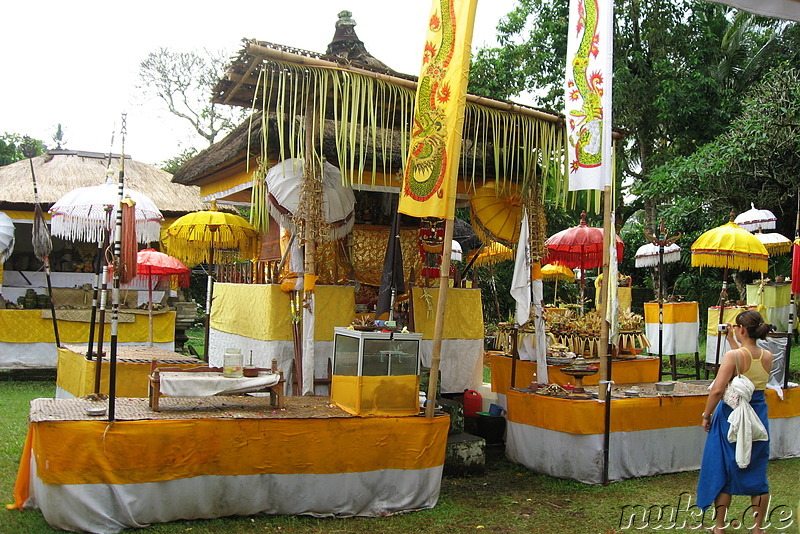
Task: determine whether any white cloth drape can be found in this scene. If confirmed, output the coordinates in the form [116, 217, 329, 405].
[511, 211, 531, 325]
[532, 278, 548, 383]
[726, 376, 769, 468]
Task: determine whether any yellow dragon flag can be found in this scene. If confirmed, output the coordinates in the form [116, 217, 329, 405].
[399, 0, 478, 220]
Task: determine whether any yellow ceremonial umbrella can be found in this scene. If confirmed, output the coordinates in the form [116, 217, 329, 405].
[164, 200, 259, 359]
[469, 182, 522, 247]
[691, 219, 768, 369]
[691, 221, 769, 272]
[464, 242, 514, 267]
[541, 263, 576, 282]
[541, 263, 575, 306]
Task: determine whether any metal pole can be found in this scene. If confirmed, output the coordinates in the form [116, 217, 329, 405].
[108, 116, 127, 422]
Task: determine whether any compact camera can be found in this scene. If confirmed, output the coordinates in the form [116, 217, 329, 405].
[717, 324, 728, 333]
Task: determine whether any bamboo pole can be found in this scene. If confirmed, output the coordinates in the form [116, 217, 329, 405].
[598, 185, 613, 399]
[241, 44, 561, 123]
[599, 184, 613, 486]
[425, 219, 455, 418]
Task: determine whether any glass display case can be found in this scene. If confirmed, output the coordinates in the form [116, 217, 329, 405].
[331, 327, 422, 416]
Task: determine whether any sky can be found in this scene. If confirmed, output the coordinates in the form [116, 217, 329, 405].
[1, 0, 522, 167]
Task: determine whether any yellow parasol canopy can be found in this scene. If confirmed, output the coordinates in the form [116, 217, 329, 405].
[465, 242, 514, 267]
[541, 263, 576, 282]
[469, 182, 522, 247]
[164, 200, 259, 266]
[691, 222, 769, 273]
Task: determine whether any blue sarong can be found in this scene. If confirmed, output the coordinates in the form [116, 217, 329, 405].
[696, 389, 769, 510]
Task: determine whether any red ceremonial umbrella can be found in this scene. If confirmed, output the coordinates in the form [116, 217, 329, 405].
[136, 249, 190, 345]
[545, 211, 624, 311]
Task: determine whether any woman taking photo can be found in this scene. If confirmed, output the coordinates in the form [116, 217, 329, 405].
[697, 310, 774, 534]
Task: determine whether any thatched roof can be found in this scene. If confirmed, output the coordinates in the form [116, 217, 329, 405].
[0, 150, 208, 217]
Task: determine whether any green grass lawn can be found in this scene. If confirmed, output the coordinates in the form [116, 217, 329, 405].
[1, 379, 798, 533]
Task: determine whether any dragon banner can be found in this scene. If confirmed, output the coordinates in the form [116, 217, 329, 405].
[399, 0, 478, 220]
[565, 0, 614, 191]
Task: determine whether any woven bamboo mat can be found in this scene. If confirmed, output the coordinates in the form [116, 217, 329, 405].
[64, 344, 201, 364]
[30, 395, 354, 423]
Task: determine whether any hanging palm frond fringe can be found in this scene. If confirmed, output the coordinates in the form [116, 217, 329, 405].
[249, 59, 572, 206]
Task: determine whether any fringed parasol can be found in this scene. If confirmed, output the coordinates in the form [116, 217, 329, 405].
[263, 158, 355, 242]
[634, 242, 681, 268]
[541, 263, 576, 282]
[164, 201, 259, 266]
[464, 242, 514, 267]
[733, 203, 777, 232]
[541, 262, 575, 305]
[692, 218, 769, 371]
[136, 249, 190, 345]
[753, 230, 792, 256]
[545, 211, 624, 311]
[49, 175, 163, 244]
[691, 222, 769, 272]
[165, 200, 259, 359]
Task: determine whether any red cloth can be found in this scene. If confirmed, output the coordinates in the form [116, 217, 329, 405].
[792, 242, 800, 294]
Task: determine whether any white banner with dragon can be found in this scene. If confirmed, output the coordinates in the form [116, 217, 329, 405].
[565, 0, 614, 191]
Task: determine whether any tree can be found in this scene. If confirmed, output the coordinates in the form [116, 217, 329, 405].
[158, 147, 199, 175]
[469, 0, 778, 233]
[642, 66, 800, 238]
[138, 48, 247, 146]
[51, 123, 66, 150]
[0, 133, 46, 166]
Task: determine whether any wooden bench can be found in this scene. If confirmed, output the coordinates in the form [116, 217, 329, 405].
[149, 361, 285, 412]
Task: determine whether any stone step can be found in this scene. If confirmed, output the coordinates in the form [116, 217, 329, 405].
[444, 432, 485, 476]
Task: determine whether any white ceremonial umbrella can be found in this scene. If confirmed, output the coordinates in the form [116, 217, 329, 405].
[0, 212, 14, 263]
[264, 158, 355, 241]
[753, 231, 793, 256]
[451, 240, 463, 261]
[734, 203, 777, 232]
[634, 242, 681, 268]
[49, 175, 163, 244]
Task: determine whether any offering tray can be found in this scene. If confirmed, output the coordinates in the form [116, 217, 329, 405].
[560, 366, 599, 395]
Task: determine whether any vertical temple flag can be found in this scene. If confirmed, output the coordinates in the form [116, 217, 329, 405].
[399, 0, 478, 220]
[511, 210, 531, 326]
[565, 0, 614, 191]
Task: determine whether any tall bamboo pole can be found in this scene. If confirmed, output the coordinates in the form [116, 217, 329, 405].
[599, 186, 613, 485]
[425, 219, 455, 418]
[598, 186, 613, 400]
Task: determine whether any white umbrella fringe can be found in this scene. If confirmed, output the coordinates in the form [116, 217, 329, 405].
[264, 158, 355, 242]
[49, 181, 163, 244]
[734, 203, 777, 232]
[634, 242, 682, 268]
[0, 212, 14, 262]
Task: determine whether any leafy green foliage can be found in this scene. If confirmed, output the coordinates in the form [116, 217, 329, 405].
[0, 133, 46, 166]
[158, 147, 199, 174]
[642, 66, 800, 238]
